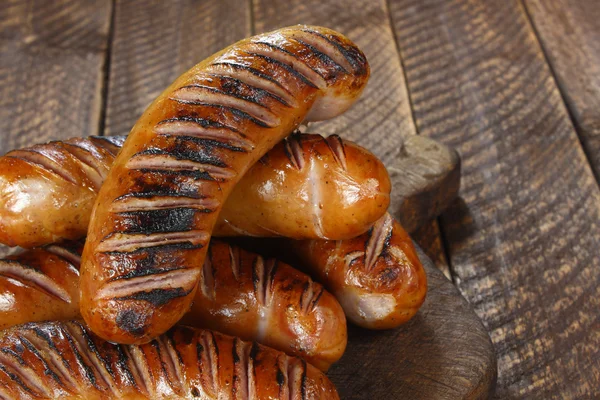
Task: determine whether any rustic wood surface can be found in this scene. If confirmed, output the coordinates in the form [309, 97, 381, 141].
[523, 0, 600, 180]
[2, 0, 600, 397]
[388, 0, 600, 398]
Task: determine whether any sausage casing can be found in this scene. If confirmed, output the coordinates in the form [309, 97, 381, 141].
[0, 132, 389, 248]
[0, 241, 346, 371]
[0, 321, 339, 399]
[79, 25, 369, 344]
[284, 213, 427, 329]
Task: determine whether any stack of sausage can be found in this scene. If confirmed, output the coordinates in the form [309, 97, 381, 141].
[0, 26, 426, 399]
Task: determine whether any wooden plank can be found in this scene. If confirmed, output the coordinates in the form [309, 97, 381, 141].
[523, 0, 600, 180]
[0, 0, 112, 257]
[103, 0, 251, 137]
[388, 0, 600, 397]
[329, 244, 496, 400]
[252, 0, 451, 272]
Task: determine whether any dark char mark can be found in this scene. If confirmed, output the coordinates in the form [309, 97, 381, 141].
[138, 168, 215, 181]
[102, 240, 204, 257]
[294, 38, 346, 74]
[215, 74, 290, 107]
[116, 310, 147, 337]
[28, 326, 71, 371]
[159, 116, 248, 137]
[172, 98, 270, 128]
[116, 208, 201, 235]
[61, 326, 100, 389]
[122, 287, 191, 307]
[115, 190, 203, 201]
[0, 365, 34, 394]
[212, 62, 291, 94]
[18, 336, 63, 386]
[301, 359, 308, 400]
[246, 50, 318, 89]
[115, 345, 137, 387]
[177, 135, 247, 153]
[301, 29, 367, 73]
[136, 146, 227, 169]
[73, 321, 115, 376]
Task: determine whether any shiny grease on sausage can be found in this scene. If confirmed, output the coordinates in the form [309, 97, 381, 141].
[0, 241, 346, 371]
[0, 321, 339, 399]
[79, 25, 369, 344]
[0, 132, 389, 248]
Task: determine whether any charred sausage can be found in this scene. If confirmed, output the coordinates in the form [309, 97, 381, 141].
[0, 321, 339, 399]
[284, 213, 427, 329]
[79, 25, 369, 344]
[0, 241, 346, 370]
[0, 132, 388, 248]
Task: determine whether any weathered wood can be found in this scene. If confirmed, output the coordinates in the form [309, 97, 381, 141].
[523, 0, 600, 181]
[103, 0, 251, 137]
[389, 135, 461, 234]
[389, 0, 600, 397]
[329, 244, 496, 399]
[0, 0, 112, 257]
[253, 0, 451, 273]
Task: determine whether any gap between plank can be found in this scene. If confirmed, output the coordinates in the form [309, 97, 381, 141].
[520, 0, 600, 187]
[98, 0, 117, 137]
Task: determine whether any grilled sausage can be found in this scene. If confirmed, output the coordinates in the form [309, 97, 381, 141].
[283, 213, 427, 329]
[0, 136, 123, 248]
[0, 321, 339, 399]
[0, 241, 346, 371]
[0, 132, 388, 248]
[79, 25, 369, 344]
[216, 132, 390, 239]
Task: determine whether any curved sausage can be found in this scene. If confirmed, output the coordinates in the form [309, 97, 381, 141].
[0, 132, 388, 248]
[284, 213, 427, 329]
[0, 321, 339, 399]
[80, 25, 369, 344]
[0, 241, 346, 371]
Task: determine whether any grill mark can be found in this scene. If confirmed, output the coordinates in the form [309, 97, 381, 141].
[96, 268, 201, 301]
[298, 29, 355, 72]
[252, 257, 278, 309]
[284, 134, 305, 170]
[114, 345, 137, 390]
[325, 134, 348, 171]
[127, 153, 235, 181]
[245, 52, 318, 89]
[138, 168, 215, 181]
[0, 348, 51, 397]
[44, 244, 82, 272]
[232, 338, 251, 399]
[61, 142, 106, 189]
[300, 279, 323, 314]
[115, 208, 199, 235]
[90, 136, 126, 155]
[155, 118, 254, 152]
[201, 332, 219, 396]
[364, 213, 395, 270]
[293, 38, 346, 73]
[110, 195, 219, 213]
[21, 329, 78, 391]
[201, 248, 216, 301]
[249, 42, 326, 89]
[7, 150, 77, 185]
[17, 336, 64, 387]
[154, 337, 184, 394]
[171, 85, 280, 128]
[308, 156, 325, 238]
[96, 230, 209, 254]
[65, 323, 117, 395]
[0, 364, 35, 395]
[229, 244, 241, 281]
[277, 355, 288, 398]
[207, 62, 297, 107]
[207, 73, 291, 108]
[60, 325, 101, 390]
[344, 250, 365, 268]
[126, 345, 154, 398]
[287, 358, 305, 400]
[0, 260, 71, 303]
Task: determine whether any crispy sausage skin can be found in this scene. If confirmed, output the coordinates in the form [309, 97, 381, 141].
[79, 26, 369, 344]
[0, 133, 389, 248]
[0, 137, 124, 248]
[181, 240, 346, 371]
[216, 133, 390, 239]
[0, 321, 340, 400]
[0, 241, 346, 371]
[285, 213, 427, 329]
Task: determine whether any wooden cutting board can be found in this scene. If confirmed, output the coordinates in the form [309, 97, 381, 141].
[328, 245, 497, 399]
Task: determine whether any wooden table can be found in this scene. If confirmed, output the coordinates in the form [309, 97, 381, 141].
[1, 0, 599, 398]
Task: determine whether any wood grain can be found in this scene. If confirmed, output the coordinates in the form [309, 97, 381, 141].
[252, 0, 451, 273]
[0, 0, 111, 257]
[329, 244, 496, 399]
[388, 0, 600, 397]
[103, 0, 251, 137]
[523, 0, 600, 181]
